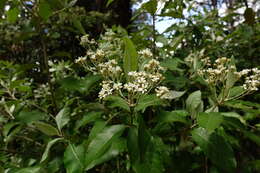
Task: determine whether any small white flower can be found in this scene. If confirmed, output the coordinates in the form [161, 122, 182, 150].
[75, 56, 86, 63]
[138, 48, 153, 58]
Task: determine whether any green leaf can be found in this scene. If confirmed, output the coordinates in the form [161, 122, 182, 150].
[79, 75, 102, 93]
[39, 1, 52, 21]
[104, 96, 130, 112]
[72, 18, 86, 35]
[224, 71, 239, 96]
[228, 86, 245, 99]
[67, 0, 78, 8]
[123, 36, 138, 75]
[160, 11, 183, 18]
[221, 112, 246, 125]
[64, 143, 85, 173]
[133, 136, 166, 173]
[7, 7, 19, 23]
[55, 107, 70, 131]
[186, 90, 202, 118]
[85, 125, 126, 169]
[161, 58, 184, 72]
[192, 128, 237, 172]
[88, 121, 106, 143]
[170, 35, 184, 50]
[41, 138, 64, 163]
[60, 75, 101, 94]
[16, 110, 45, 123]
[138, 116, 151, 162]
[141, 0, 157, 14]
[244, 8, 255, 25]
[106, 0, 114, 7]
[3, 123, 22, 143]
[197, 112, 223, 132]
[13, 166, 42, 173]
[0, 0, 7, 12]
[243, 131, 260, 146]
[166, 90, 186, 100]
[34, 122, 60, 136]
[127, 127, 140, 164]
[158, 110, 189, 124]
[75, 112, 103, 131]
[85, 138, 126, 170]
[135, 94, 164, 113]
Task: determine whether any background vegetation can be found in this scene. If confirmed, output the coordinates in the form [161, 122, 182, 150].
[0, 0, 259, 172]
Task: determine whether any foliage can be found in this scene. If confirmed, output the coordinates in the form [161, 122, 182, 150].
[0, 0, 259, 173]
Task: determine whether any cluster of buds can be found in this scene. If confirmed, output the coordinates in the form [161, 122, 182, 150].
[198, 57, 232, 85]
[155, 86, 172, 100]
[98, 59, 123, 80]
[138, 48, 153, 59]
[196, 56, 260, 100]
[241, 68, 260, 91]
[80, 34, 95, 47]
[34, 84, 51, 99]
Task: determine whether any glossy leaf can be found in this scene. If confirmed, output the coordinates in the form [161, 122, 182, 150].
[135, 94, 163, 113]
[192, 128, 237, 172]
[16, 110, 45, 123]
[85, 138, 126, 170]
[6, 8, 19, 23]
[158, 110, 188, 124]
[41, 138, 64, 163]
[87, 121, 106, 143]
[64, 143, 85, 173]
[55, 107, 70, 131]
[85, 125, 126, 169]
[13, 166, 42, 173]
[123, 36, 138, 75]
[39, 1, 52, 21]
[104, 96, 130, 112]
[72, 18, 86, 35]
[75, 112, 103, 131]
[186, 90, 202, 118]
[34, 122, 60, 136]
[141, 0, 157, 14]
[127, 127, 140, 164]
[138, 116, 151, 162]
[197, 112, 223, 132]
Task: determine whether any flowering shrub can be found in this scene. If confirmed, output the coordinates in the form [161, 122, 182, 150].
[0, 0, 260, 173]
[75, 30, 178, 109]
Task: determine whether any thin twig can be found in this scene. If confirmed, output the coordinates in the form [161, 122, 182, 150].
[40, 37, 58, 114]
[152, 14, 156, 58]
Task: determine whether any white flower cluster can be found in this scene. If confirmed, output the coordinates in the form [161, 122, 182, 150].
[198, 57, 233, 84]
[242, 68, 260, 91]
[125, 71, 151, 94]
[98, 80, 124, 99]
[80, 34, 95, 46]
[197, 57, 260, 93]
[138, 48, 153, 58]
[98, 69, 168, 101]
[144, 59, 165, 72]
[155, 86, 172, 99]
[75, 56, 86, 64]
[34, 84, 51, 99]
[98, 59, 122, 79]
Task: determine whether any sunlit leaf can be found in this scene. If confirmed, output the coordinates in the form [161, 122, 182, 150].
[197, 112, 223, 132]
[192, 128, 237, 172]
[34, 122, 60, 136]
[123, 36, 138, 75]
[41, 138, 65, 162]
[64, 143, 85, 173]
[55, 107, 70, 131]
